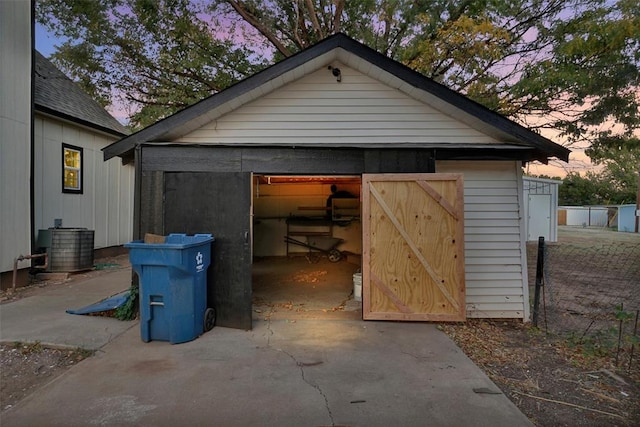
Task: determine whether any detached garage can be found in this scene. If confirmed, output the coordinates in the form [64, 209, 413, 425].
[104, 33, 569, 329]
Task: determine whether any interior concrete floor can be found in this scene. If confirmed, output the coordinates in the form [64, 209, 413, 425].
[252, 255, 362, 320]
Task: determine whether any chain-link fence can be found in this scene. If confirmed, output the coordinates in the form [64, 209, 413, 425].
[528, 236, 640, 368]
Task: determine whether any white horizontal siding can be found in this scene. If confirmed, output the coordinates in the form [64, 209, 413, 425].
[467, 307, 526, 319]
[438, 160, 528, 320]
[34, 115, 135, 250]
[465, 241, 521, 250]
[180, 63, 501, 146]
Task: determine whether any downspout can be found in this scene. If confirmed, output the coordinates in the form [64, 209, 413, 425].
[634, 168, 640, 233]
[131, 144, 142, 288]
[134, 144, 142, 240]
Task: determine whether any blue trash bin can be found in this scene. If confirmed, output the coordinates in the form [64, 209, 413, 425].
[125, 234, 214, 344]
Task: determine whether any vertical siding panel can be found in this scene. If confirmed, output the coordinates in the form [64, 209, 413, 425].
[99, 136, 112, 247]
[42, 132, 60, 227]
[86, 143, 97, 233]
[0, 0, 31, 271]
[33, 117, 44, 232]
[32, 116, 134, 250]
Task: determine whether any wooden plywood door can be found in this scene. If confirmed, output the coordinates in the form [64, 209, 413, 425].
[362, 174, 465, 321]
[558, 209, 567, 226]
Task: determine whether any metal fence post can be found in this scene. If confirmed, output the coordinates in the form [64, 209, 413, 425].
[532, 236, 545, 327]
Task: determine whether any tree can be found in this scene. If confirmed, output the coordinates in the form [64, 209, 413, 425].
[586, 136, 640, 205]
[37, 0, 269, 127]
[535, 137, 639, 205]
[37, 0, 640, 138]
[511, 0, 640, 144]
[556, 172, 610, 205]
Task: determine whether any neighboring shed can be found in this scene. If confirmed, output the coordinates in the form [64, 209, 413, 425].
[33, 51, 135, 252]
[104, 33, 570, 329]
[615, 204, 639, 233]
[559, 206, 609, 227]
[523, 177, 562, 242]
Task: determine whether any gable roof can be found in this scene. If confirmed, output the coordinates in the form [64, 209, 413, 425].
[103, 33, 569, 163]
[34, 51, 129, 137]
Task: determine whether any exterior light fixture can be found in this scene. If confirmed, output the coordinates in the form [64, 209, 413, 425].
[327, 65, 342, 82]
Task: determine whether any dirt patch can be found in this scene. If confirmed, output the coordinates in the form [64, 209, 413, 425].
[442, 320, 639, 426]
[444, 227, 640, 426]
[0, 254, 129, 412]
[1, 343, 93, 412]
[556, 226, 640, 245]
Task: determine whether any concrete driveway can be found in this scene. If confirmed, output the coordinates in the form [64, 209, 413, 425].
[0, 266, 532, 426]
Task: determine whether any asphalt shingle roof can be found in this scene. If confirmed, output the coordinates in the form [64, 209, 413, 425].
[34, 51, 129, 137]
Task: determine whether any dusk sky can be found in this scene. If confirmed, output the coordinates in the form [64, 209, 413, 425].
[35, 22, 62, 57]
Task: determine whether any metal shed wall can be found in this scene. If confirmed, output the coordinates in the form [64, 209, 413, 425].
[523, 177, 562, 242]
[560, 206, 609, 227]
[617, 205, 639, 233]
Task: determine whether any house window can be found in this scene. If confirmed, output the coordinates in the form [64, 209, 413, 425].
[62, 144, 83, 193]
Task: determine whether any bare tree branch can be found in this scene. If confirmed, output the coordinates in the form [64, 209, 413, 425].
[226, 0, 293, 57]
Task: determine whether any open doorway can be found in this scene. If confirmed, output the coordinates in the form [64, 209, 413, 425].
[251, 175, 362, 320]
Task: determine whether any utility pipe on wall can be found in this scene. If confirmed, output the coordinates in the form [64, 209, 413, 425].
[12, 253, 48, 293]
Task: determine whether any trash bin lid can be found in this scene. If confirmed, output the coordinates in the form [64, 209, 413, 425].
[125, 233, 214, 249]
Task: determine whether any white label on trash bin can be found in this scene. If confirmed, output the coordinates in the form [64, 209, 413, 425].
[196, 251, 204, 272]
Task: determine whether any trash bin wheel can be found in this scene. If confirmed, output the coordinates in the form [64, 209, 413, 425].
[328, 249, 342, 263]
[204, 307, 216, 332]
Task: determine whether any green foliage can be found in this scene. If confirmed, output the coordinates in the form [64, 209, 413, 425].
[586, 137, 639, 205]
[14, 341, 44, 355]
[566, 304, 639, 361]
[114, 285, 139, 321]
[566, 331, 613, 358]
[73, 347, 96, 358]
[556, 171, 607, 205]
[614, 304, 635, 322]
[511, 0, 640, 142]
[532, 139, 638, 205]
[37, 0, 268, 128]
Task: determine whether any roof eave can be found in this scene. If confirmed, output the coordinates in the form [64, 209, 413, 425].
[36, 105, 128, 139]
[331, 38, 571, 163]
[103, 33, 570, 163]
[104, 37, 345, 161]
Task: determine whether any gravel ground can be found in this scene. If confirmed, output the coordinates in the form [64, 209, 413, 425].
[1, 343, 93, 412]
[0, 254, 126, 413]
[442, 319, 639, 426]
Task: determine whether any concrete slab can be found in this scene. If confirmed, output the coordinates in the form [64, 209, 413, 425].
[1, 262, 533, 426]
[0, 268, 135, 349]
[1, 319, 532, 426]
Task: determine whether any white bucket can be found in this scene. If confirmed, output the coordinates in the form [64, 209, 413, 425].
[353, 272, 362, 301]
